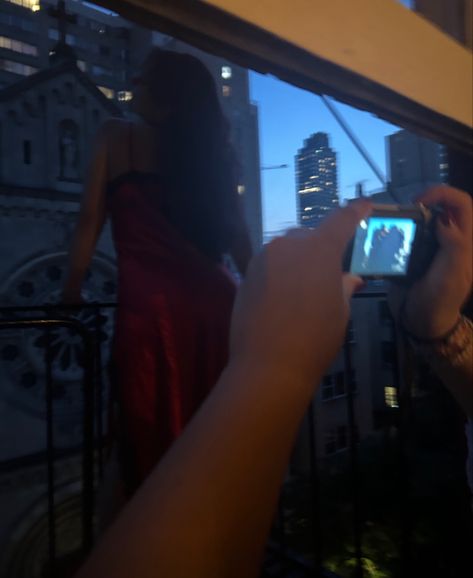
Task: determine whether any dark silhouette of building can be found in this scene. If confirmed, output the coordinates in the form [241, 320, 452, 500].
[387, 129, 445, 203]
[295, 132, 338, 228]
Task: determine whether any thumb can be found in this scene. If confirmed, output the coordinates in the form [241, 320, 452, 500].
[342, 274, 364, 300]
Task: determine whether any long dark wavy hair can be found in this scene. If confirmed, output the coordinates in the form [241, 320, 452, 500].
[140, 48, 240, 260]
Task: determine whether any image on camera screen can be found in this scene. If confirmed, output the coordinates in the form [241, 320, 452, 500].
[350, 217, 417, 276]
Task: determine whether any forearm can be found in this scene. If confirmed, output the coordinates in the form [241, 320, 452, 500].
[63, 213, 105, 297]
[77, 359, 320, 578]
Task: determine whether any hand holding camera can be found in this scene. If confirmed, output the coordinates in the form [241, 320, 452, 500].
[402, 186, 472, 339]
[345, 186, 471, 339]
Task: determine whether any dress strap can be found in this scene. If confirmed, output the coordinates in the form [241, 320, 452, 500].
[128, 122, 134, 171]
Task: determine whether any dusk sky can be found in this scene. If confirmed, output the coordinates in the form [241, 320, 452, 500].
[249, 73, 400, 235]
[249, 0, 414, 235]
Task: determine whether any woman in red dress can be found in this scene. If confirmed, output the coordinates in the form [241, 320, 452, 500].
[63, 49, 252, 494]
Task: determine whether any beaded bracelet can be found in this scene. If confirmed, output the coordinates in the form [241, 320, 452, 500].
[402, 312, 473, 368]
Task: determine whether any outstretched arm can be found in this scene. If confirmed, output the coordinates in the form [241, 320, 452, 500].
[76, 200, 371, 578]
[62, 123, 110, 302]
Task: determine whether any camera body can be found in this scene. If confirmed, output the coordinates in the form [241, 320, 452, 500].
[344, 203, 438, 283]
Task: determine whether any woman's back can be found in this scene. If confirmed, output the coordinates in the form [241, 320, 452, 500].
[104, 119, 238, 492]
[64, 49, 251, 494]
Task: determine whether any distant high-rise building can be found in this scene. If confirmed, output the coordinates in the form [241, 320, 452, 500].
[295, 132, 338, 228]
[387, 129, 445, 203]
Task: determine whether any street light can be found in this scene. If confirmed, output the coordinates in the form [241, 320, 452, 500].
[261, 164, 289, 170]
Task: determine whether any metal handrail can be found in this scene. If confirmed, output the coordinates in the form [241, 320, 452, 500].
[0, 316, 96, 572]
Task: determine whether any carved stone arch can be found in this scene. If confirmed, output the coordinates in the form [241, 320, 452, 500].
[0, 251, 116, 424]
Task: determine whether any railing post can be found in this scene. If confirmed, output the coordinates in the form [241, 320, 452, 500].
[93, 305, 104, 480]
[81, 325, 95, 554]
[0, 316, 98, 565]
[45, 326, 57, 576]
[343, 332, 363, 578]
[308, 399, 323, 576]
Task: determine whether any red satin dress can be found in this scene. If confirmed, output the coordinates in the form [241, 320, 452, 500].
[107, 170, 237, 493]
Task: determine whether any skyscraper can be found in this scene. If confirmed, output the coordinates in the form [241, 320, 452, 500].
[387, 129, 444, 203]
[295, 132, 338, 228]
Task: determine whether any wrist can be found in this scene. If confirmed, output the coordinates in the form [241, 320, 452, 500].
[402, 296, 460, 341]
[402, 299, 461, 341]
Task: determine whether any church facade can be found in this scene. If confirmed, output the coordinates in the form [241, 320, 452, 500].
[0, 57, 120, 576]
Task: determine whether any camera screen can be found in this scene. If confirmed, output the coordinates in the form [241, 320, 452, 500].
[350, 217, 417, 276]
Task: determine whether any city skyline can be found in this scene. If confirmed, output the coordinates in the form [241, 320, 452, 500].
[249, 71, 403, 236]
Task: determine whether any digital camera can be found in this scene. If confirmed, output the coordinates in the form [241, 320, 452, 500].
[344, 204, 438, 283]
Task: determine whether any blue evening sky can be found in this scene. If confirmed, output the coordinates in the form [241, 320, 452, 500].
[249, 0, 414, 235]
[249, 74, 401, 234]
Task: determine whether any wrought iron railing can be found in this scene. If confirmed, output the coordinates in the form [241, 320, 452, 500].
[1, 294, 468, 577]
[0, 303, 116, 578]
[0, 315, 95, 576]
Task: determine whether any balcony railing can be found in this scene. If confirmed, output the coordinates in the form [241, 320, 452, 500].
[0, 295, 470, 578]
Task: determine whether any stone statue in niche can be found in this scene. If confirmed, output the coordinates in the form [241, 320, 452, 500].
[59, 119, 79, 180]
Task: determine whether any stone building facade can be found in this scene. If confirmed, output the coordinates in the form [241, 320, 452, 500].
[0, 58, 119, 577]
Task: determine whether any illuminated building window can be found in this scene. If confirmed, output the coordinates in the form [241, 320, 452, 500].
[0, 36, 38, 56]
[0, 59, 37, 76]
[222, 85, 231, 97]
[237, 184, 245, 195]
[98, 86, 115, 99]
[77, 60, 87, 72]
[118, 90, 133, 102]
[4, 0, 40, 10]
[221, 66, 232, 79]
[384, 386, 399, 408]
